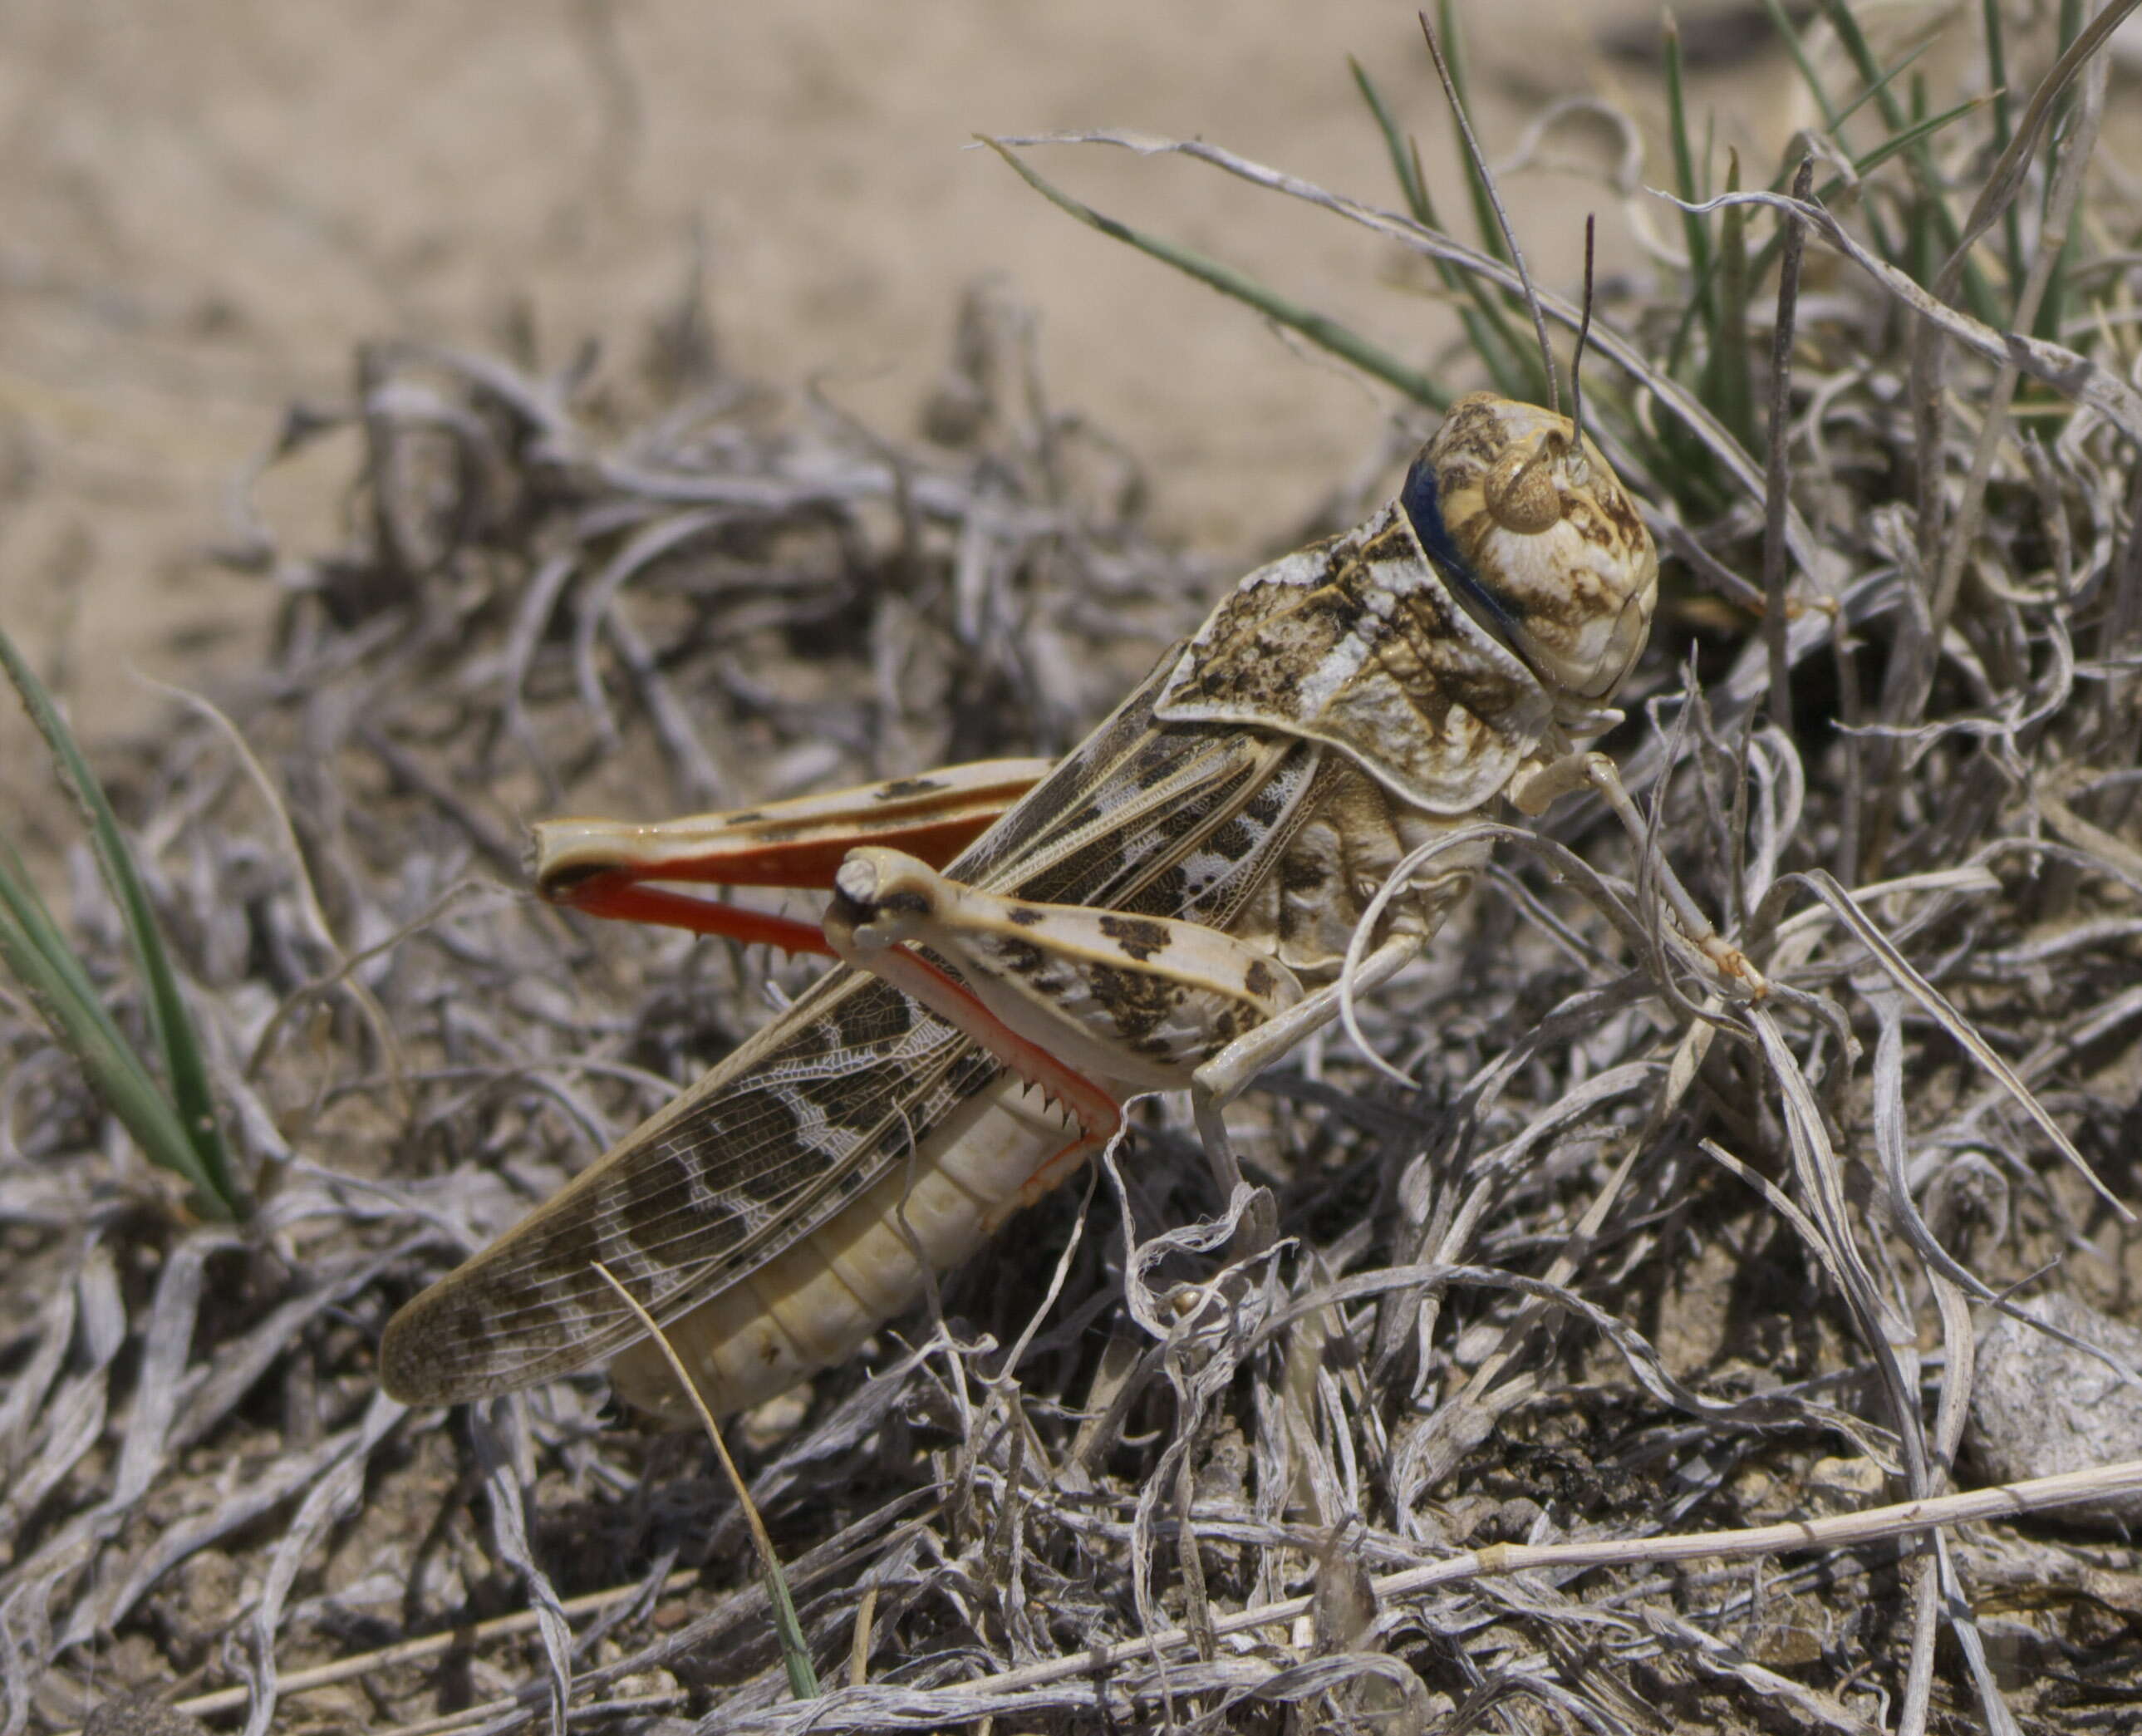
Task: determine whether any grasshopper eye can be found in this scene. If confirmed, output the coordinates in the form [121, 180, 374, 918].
[1404, 391, 1658, 705]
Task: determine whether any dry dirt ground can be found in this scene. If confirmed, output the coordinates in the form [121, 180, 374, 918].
[0, 0, 1790, 745]
[10, 7, 2142, 1732]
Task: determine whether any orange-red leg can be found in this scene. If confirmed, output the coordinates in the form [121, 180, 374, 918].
[546, 872, 838, 956]
[536, 755, 1118, 1197]
[820, 893, 1123, 1191]
[532, 757, 1053, 957]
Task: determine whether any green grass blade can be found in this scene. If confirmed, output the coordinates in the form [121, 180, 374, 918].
[1354, 59, 1540, 401]
[1446, 265, 1542, 404]
[1437, 0, 1505, 267]
[1757, 0, 1916, 275]
[1980, 0, 2027, 296]
[1762, 0, 1904, 266]
[1709, 150, 1756, 452]
[1853, 92, 1997, 180]
[1663, 12, 1716, 377]
[1830, 38, 1934, 132]
[1815, 0, 1999, 321]
[1348, 59, 1531, 399]
[2034, 174, 2082, 346]
[2034, 0, 2086, 343]
[0, 624, 243, 1217]
[1350, 56, 1432, 226]
[0, 831, 124, 1025]
[592, 1265, 821, 1699]
[982, 137, 1448, 410]
[1732, 91, 1991, 301]
[1761, 0, 1842, 129]
[0, 841, 228, 1213]
[765, 1542, 819, 1697]
[1455, 305, 1535, 402]
[1427, 6, 1547, 401]
[1819, 0, 1909, 133]
[1913, 72, 1943, 292]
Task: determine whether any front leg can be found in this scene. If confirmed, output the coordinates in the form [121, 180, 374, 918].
[1508, 749, 1766, 997]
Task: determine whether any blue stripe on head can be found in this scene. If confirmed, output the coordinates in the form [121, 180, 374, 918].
[1400, 450, 1523, 649]
[1399, 451, 1468, 578]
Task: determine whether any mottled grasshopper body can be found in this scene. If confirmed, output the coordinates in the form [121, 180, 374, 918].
[379, 392, 1658, 1419]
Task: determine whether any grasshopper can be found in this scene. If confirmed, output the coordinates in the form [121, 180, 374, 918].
[379, 391, 1659, 1421]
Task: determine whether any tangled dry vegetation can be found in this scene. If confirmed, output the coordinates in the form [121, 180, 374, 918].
[6, 12, 2142, 1735]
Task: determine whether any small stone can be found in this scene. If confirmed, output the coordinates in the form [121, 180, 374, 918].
[1968, 1291, 2142, 1530]
[1806, 1454, 1886, 1505]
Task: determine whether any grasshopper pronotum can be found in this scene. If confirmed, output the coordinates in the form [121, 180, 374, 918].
[379, 389, 1662, 1421]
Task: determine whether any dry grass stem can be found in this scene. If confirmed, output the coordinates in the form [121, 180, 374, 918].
[7, 17, 2142, 1733]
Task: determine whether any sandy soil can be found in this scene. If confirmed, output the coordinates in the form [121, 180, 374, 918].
[0, 0, 1806, 747]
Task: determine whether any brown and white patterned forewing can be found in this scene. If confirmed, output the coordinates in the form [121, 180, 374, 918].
[378, 969, 990, 1403]
[379, 666, 1296, 1405]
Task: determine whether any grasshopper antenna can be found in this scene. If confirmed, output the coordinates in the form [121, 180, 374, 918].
[1418, 8, 1558, 416]
[1570, 214, 1596, 449]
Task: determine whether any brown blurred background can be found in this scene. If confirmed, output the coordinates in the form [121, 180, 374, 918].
[0, 1, 1833, 739]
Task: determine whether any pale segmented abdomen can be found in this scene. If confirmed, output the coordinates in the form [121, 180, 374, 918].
[608, 1077, 1078, 1419]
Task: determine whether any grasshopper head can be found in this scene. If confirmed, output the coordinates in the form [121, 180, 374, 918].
[1402, 391, 1658, 706]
